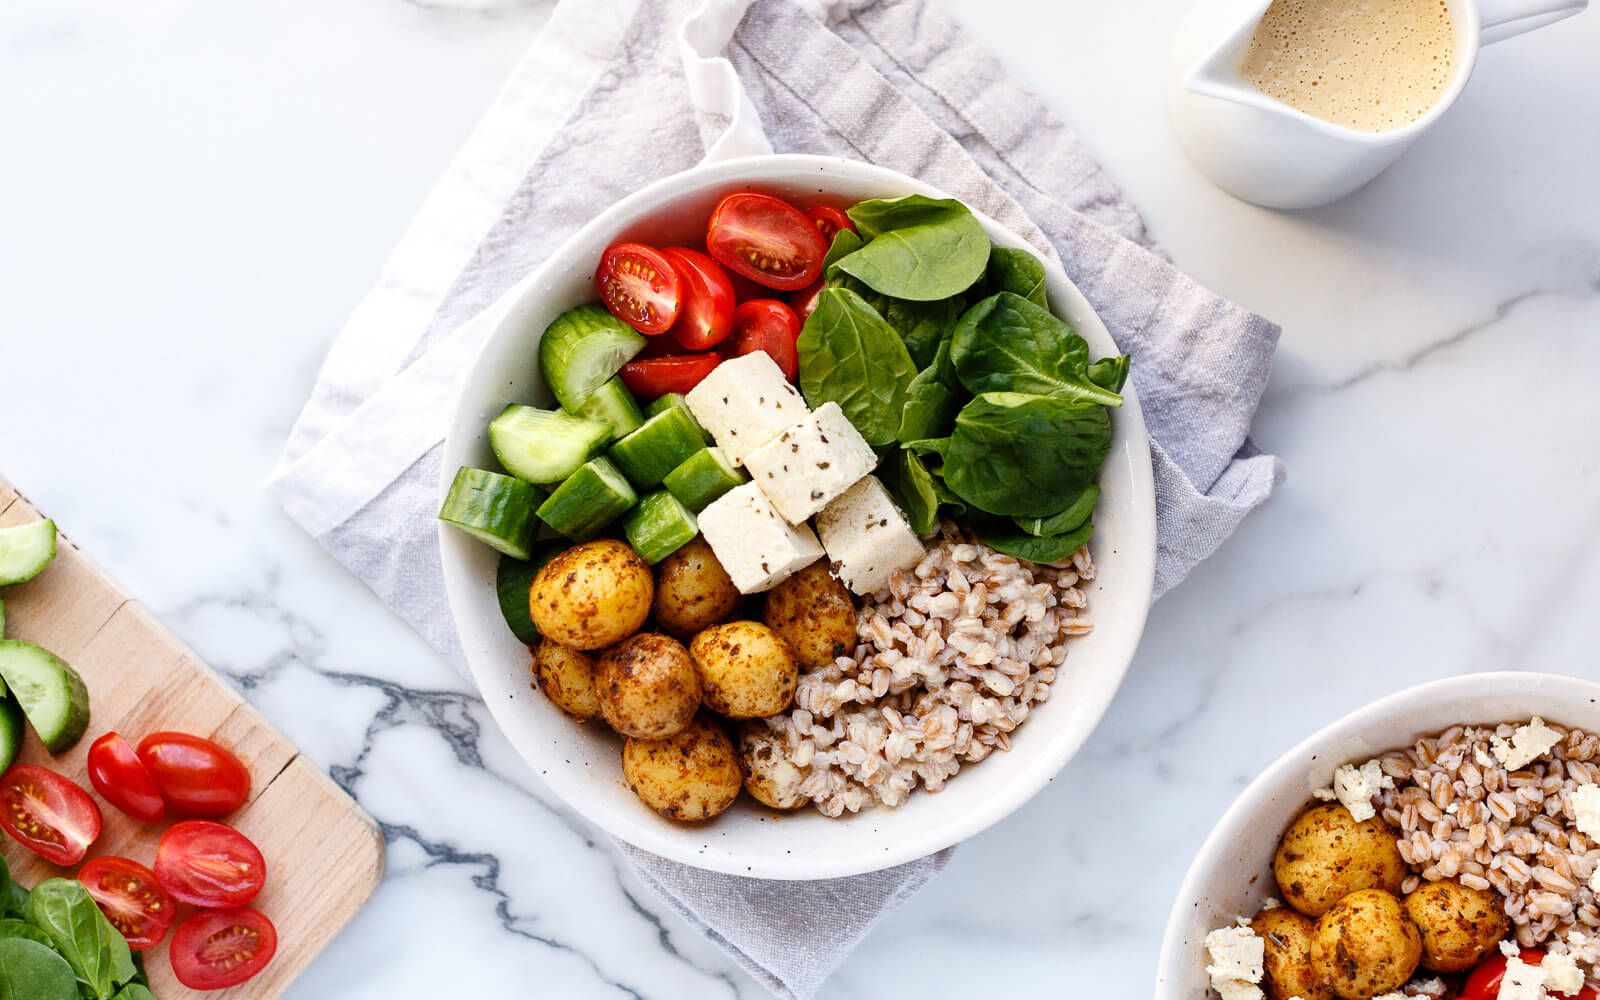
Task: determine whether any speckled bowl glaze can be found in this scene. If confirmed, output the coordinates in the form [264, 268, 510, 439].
[439, 154, 1156, 879]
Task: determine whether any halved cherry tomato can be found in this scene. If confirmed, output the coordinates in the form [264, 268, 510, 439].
[1462, 950, 1599, 1000]
[806, 204, 855, 243]
[789, 279, 825, 322]
[729, 300, 802, 382]
[706, 192, 828, 291]
[596, 243, 683, 334]
[155, 820, 266, 908]
[137, 731, 250, 817]
[0, 765, 101, 865]
[87, 732, 165, 822]
[79, 856, 177, 950]
[660, 247, 735, 351]
[170, 907, 277, 990]
[618, 353, 722, 399]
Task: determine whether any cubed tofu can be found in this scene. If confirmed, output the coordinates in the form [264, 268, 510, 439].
[683, 352, 808, 466]
[698, 482, 825, 593]
[744, 402, 877, 522]
[815, 476, 926, 595]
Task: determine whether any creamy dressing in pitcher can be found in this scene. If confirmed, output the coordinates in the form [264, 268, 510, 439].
[1240, 0, 1455, 132]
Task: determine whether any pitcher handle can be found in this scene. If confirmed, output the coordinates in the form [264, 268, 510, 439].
[1476, 0, 1588, 44]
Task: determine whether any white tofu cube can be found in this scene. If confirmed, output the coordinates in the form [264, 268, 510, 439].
[745, 402, 877, 522]
[698, 482, 824, 593]
[815, 476, 926, 595]
[684, 352, 808, 466]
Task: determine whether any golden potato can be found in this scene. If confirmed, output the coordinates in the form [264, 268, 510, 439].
[763, 560, 857, 670]
[1309, 889, 1421, 999]
[653, 538, 741, 637]
[622, 715, 742, 822]
[530, 539, 652, 650]
[689, 621, 798, 719]
[1274, 804, 1407, 917]
[1403, 880, 1508, 973]
[595, 633, 701, 739]
[532, 640, 600, 720]
[737, 724, 808, 810]
[1252, 907, 1332, 1000]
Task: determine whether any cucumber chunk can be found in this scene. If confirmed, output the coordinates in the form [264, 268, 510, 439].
[0, 641, 90, 754]
[608, 408, 709, 489]
[623, 492, 698, 564]
[438, 467, 541, 559]
[0, 695, 22, 772]
[573, 377, 644, 443]
[536, 457, 637, 541]
[662, 447, 747, 513]
[495, 541, 566, 645]
[0, 520, 56, 587]
[538, 305, 648, 412]
[644, 393, 712, 441]
[488, 405, 609, 484]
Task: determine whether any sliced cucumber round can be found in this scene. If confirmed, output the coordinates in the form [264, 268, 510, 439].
[488, 405, 609, 485]
[438, 467, 541, 559]
[538, 305, 647, 412]
[0, 640, 90, 754]
[0, 520, 56, 587]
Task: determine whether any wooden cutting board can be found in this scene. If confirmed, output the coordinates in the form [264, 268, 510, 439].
[0, 477, 384, 999]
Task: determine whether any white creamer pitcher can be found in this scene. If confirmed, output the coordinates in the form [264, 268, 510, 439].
[1167, 0, 1587, 209]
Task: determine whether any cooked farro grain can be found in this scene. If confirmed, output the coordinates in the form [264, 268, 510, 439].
[743, 522, 1093, 817]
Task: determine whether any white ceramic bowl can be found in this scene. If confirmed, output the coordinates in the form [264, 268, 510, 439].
[439, 154, 1156, 879]
[1155, 671, 1600, 996]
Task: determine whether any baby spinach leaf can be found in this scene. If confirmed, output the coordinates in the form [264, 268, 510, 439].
[0, 937, 77, 1000]
[1014, 484, 1100, 537]
[951, 293, 1123, 406]
[0, 857, 22, 920]
[985, 247, 1048, 308]
[932, 479, 967, 518]
[111, 986, 156, 1000]
[1087, 354, 1130, 394]
[796, 287, 918, 447]
[822, 229, 865, 278]
[883, 449, 940, 536]
[897, 341, 965, 443]
[24, 880, 135, 999]
[0, 920, 53, 948]
[878, 295, 963, 369]
[835, 196, 989, 302]
[943, 393, 1113, 517]
[976, 520, 1094, 564]
[901, 437, 950, 460]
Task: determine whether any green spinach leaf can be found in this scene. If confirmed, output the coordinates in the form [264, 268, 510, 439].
[0, 858, 22, 920]
[1015, 484, 1100, 537]
[976, 520, 1094, 564]
[943, 392, 1113, 517]
[0, 937, 78, 1000]
[24, 880, 135, 999]
[1087, 354, 1131, 393]
[932, 479, 967, 518]
[796, 287, 918, 447]
[835, 196, 989, 302]
[822, 229, 865, 279]
[878, 295, 963, 369]
[901, 437, 950, 460]
[111, 986, 156, 1000]
[0, 919, 53, 948]
[985, 247, 1048, 308]
[951, 293, 1123, 406]
[883, 449, 940, 535]
[897, 341, 965, 443]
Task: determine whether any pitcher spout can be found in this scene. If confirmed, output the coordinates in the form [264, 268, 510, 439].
[1182, 0, 1274, 107]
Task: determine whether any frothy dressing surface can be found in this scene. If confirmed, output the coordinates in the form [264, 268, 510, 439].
[1240, 0, 1455, 133]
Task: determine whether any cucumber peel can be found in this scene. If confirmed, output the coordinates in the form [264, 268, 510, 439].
[0, 640, 90, 754]
[439, 467, 541, 559]
[538, 305, 647, 412]
[0, 520, 56, 587]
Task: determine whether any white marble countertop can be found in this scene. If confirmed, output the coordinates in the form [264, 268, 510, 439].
[3, 0, 1598, 996]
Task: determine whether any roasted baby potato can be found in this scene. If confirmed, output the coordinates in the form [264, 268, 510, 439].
[763, 560, 857, 669]
[622, 714, 742, 822]
[596, 632, 701, 739]
[530, 539, 653, 650]
[737, 724, 808, 810]
[689, 621, 799, 719]
[1252, 907, 1332, 1000]
[1309, 889, 1421, 999]
[532, 640, 600, 721]
[653, 537, 741, 638]
[1403, 879, 1508, 973]
[1274, 804, 1407, 917]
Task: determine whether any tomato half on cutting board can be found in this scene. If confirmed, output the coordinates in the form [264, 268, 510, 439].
[155, 820, 266, 908]
[170, 907, 278, 990]
[79, 856, 177, 950]
[87, 732, 166, 822]
[0, 764, 101, 865]
[137, 731, 249, 817]
[706, 192, 828, 291]
[729, 299, 802, 381]
[596, 243, 683, 335]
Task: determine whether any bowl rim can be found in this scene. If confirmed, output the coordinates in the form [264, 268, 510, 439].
[1153, 669, 1600, 995]
[438, 152, 1157, 878]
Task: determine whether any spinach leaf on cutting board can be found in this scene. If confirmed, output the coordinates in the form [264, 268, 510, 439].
[0, 937, 78, 1000]
[984, 247, 1048, 308]
[24, 880, 136, 999]
[942, 392, 1113, 518]
[951, 293, 1124, 406]
[796, 287, 918, 447]
[835, 195, 989, 302]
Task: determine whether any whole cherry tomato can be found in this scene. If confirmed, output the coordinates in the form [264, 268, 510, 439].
[660, 247, 735, 350]
[729, 299, 802, 382]
[0, 764, 101, 865]
[705, 192, 828, 291]
[154, 820, 266, 908]
[170, 907, 277, 989]
[596, 243, 683, 334]
[87, 732, 165, 822]
[137, 731, 249, 817]
[79, 856, 177, 950]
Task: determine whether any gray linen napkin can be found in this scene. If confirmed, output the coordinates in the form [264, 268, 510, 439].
[268, 0, 1283, 996]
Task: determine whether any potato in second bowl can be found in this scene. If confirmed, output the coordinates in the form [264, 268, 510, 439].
[596, 632, 701, 739]
[689, 621, 798, 719]
[530, 539, 653, 650]
[623, 714, 742, 822]
[1273, 804, 1406, 917]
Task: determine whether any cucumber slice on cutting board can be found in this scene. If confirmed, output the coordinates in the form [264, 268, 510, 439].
[623, 492, 698, 565]
[488, 405, 609, 485]
[0, 696, 22, 772]
[495, 541, 567, 645]
[663, 447, 747, 513]
[537, 457, 637, 541]
[439, 467, 541, 559]
[0, 640, 90, 754]
[573, 377, 644, 443]
[538, 305, 647, 412]
[0, 520, 56, 587]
